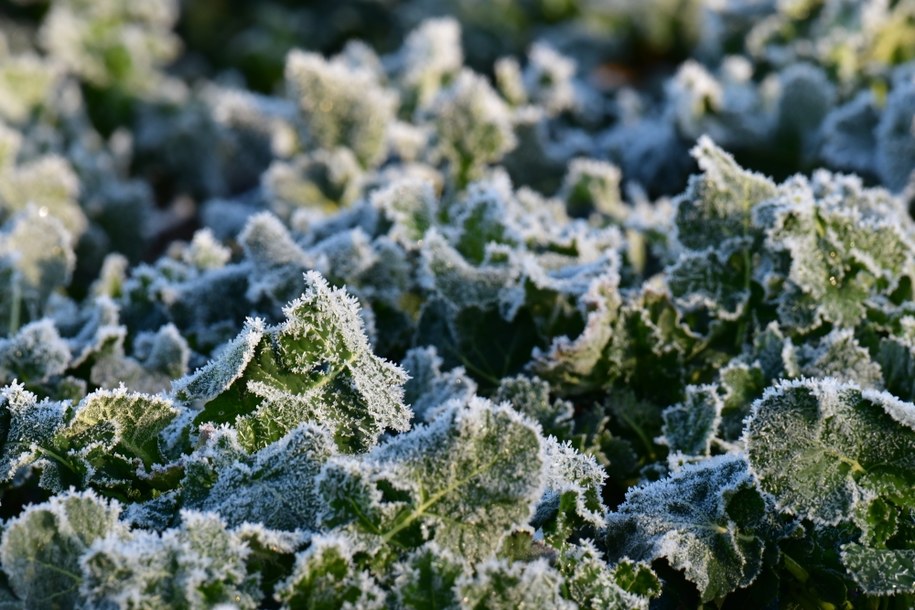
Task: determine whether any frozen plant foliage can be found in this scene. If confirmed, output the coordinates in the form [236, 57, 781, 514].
[319, 397, 545, 561]
[745, 379, 915, 525]
[285, 50, 397, 168]
[176, 272, 410, 452]
[1, 3, 915, 607]
[605, 455, 770, 602]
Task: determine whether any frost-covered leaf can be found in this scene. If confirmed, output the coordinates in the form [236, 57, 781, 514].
[82, 510, 271, 610]
[173, 317, 266, 406]
[240, 212, 312, 307]
[57, 387, 177, 467]
[0, 490, 125, 610]
[661, 384, 722, 458]
[759, 172, 915, 326]
[795, 329, 883, 388]
[667, 246, 750, 321]
[0, 156, 84, 239]
[88, 322, 190, 394]
[876, 80, 915, 191]
[393, 17, 463, 112]
[429, 69, 516, 184]
[402, 346, 477, 423]
[0, 382, 67, 483]
[456, 559, 575, 610]
[392, 543, 465, 610]
[178, 272, 410, 452]
[0, 320, 71, 385]
[49, 387, 178, 494]
[675, 135, 776, 253]
[745, 379, 915, 524]
[559, 158, 625, 221]
[537, 436, 607, 536]
[604, 455, 768, 602]
[275, 534, 386, 610]
[186, 423, 336, 530]
[558, 542, 659, 610]
[0, 52, 59, 123]
[371, 179, 437, 247]
[530, 271, 622, 393]
[285, 49, 396, 167]
[776, 64, 835, 152]
[841, 544, 915, 596]
[820, 91, 880, 175]
[877, 334, 915, 402]
[263, 149, 363, 215]
[39, 0, 180, 91]
[494, 375, 573, 438]
[319, 397, 544, 562]
[0, 207, 75, 326]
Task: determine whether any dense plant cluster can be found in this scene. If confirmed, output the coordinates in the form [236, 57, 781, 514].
[0, 0, 914, 608]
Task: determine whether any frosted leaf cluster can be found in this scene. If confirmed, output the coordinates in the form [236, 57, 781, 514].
[0, 0, 914, 606]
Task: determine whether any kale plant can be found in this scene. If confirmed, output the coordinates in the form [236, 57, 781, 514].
[0, 0, 914, 608]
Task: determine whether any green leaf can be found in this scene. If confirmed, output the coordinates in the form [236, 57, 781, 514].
[0, 490, 125, 610]
[319, 397, 544, 562]
[674, 135, 776, 253]
[81, 510, 277, 610]
[456, 558, 575, 610]
[186, 423, 336, 531]
[841, 544, 915, 596]
[661, 384, 722, 458]
[745, 379, 915, 525]
[285, 50, 395, 168]
[178, 272, 410, 452]
[392, 543, 465, 610]
[275, 534, 386, 610]
[56, 386, 178, 470]
[557, 542, 659, 610]
[604, 455, 768, 603]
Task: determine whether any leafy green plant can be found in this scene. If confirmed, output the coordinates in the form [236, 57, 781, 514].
[0, 0, 914, 607]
